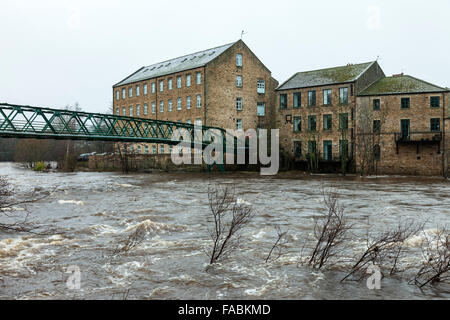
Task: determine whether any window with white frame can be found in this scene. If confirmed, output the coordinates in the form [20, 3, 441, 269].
[187, 119, 192, 124]
[152, 102, 156, 114]
[236, 119, 243, 130]
[145, 146, 149, 154]
[136, 85, 140, 96]
[122, 106, 126, 115]
[236, 75, 243, 87]
[177, 98, 182, 110]
[236, 97, 242, 110]
[129, 87, 133, 98]
[136, 104, 140, 116]
[186, 75, 191, 87]
[196, 72, 201, 85]
[160, 101, 164, 113]
[197, 94, 202, 108]
[187, 96, 191, 109]
[177, 76, 182, 88]
[160, 81, 164, 92]
[195, 118, 202, 126]
[236, 53, 243, 67]
[168, 78, 173, 90]
[144, 84, 148, 95]
[144, 103, 148, 115]
[116, 91, 119, 100]
[160, 145, 164, 154]
[152, 146, 157, 154]
[257, 103, 265, 116]
[151, 82, 156, 93]
[129, 106, 133, 116]
[257, 80, 265, 94]
[122, 88, 126, 99]
[168, 99, 173, 112]
[137, 146, 141, 154]
[116, 108, 120, 115]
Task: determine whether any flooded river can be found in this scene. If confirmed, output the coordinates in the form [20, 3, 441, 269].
[0, 162, 449, 299]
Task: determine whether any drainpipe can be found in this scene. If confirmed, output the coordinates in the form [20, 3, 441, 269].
[203, 66, 207, 126]
[443, 92, 446, 177]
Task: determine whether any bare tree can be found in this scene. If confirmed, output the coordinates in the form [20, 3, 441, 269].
[113, 224, 148, 255]
[302, 188, 352, 269]
[265, 226, 288, 263]
[342, 219, 424, 282]
[206, 184, 254, 264]
[413, 228, 449, 288]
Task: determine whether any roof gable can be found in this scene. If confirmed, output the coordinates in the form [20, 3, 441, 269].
[277, 62, 375, 90]
[358, 75, 447, 96]
[114, 42, 236, 87]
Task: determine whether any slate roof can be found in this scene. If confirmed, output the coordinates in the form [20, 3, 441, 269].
[277, 62, 375, 91]
[114, 42, 236, 87]
[358, 75, 448, 96]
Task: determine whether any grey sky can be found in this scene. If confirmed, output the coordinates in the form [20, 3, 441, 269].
[1, 0, 449, 114]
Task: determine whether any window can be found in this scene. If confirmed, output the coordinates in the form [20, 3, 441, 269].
[169, 146, 173, 155]
[339, 140, 349, 159]
[151, 83, 156, 93]
[373, 120, 381, 133]
[129, 106, 133, 116]
[339, 113, 348, 130]
[159, 81, 164, 92]
[177, 98, 182, 110]
[129, 146, 134, 154]
[136, 85, 140, 96]
[144, 84, 148, 95]
[373, 99, 380, 110]
[308, 141, 317, 155]
[401, 97, 410, 109]
[196, 72, 202, 85]
[236, 75, 243, 87]
[116, 108, 120, 115]
[152, 102, 156, 114]
[293, 117, 301, 132]
[136, 104, 140, 116]
[152, 146, 157, 154]
[257, 103, 265, 116]
[430, 96, 440, 108]
[129, 87, 133, 98]
[323, 89, 332, 106]
[187, 119, 192, 124]
[168, 78, 173, 90]
[187, 96, 191, 109]
[122, 88, 126, 99]
[122, 106, 126, 116]
[257, 80, 265, 94]
[236, 53, 243, 67]
[160, 145, 164, 154]
[197, 94, 202, 108]
[236, 119, 243, 130]
[293, 92, 301, 108]
[177, 76, 182, 88]
[373, 144, 381, 161]
[323, 114, 332, 130]
[195, 118, 202, 126]
[186, 75, 191, 87]
[294, 141, 302, 157]
[430, 118, 440, 132]
[145, 146, 149, 154]
[280, 94, 287, 109]
[339, 87, 348, 104]
[168, 99, 173, 112]
[160, 101, 164, 113]
[236, 97, 243, 111]
[308, 115, 316, 131]
[144, 103, 148, 115]
[137, 146, 141, 154]
[116, 91, 119, 100]
[323, 141, 332, 161]
[308, 91, 316, 106]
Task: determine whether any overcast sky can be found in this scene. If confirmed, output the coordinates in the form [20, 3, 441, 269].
[1, 0, 449, 114]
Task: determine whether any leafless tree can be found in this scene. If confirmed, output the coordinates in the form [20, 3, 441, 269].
[113, 224, 148, 255]
[265, 226, 288, 263]
[342, 219, 424, 282]
[206, 184, 254, 264]
[413, 228, 449, 288]
[302, 189, 352, 269]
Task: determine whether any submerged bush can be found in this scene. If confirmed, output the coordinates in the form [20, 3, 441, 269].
[33, 161, 46, 171]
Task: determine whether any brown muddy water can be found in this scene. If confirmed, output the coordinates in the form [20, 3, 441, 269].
[0, 162, 449, 300]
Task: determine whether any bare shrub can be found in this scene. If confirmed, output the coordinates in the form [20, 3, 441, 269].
[113, 224, 148, 255]
[342, 219, 424, 282]
[302, 189, 352, 269]
[413, 228, 449, 288]
[265, 226, 288, 263]
[206, 184, 254, 265]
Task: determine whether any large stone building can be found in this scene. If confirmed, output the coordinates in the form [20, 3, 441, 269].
[113, 40, 277, 154]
